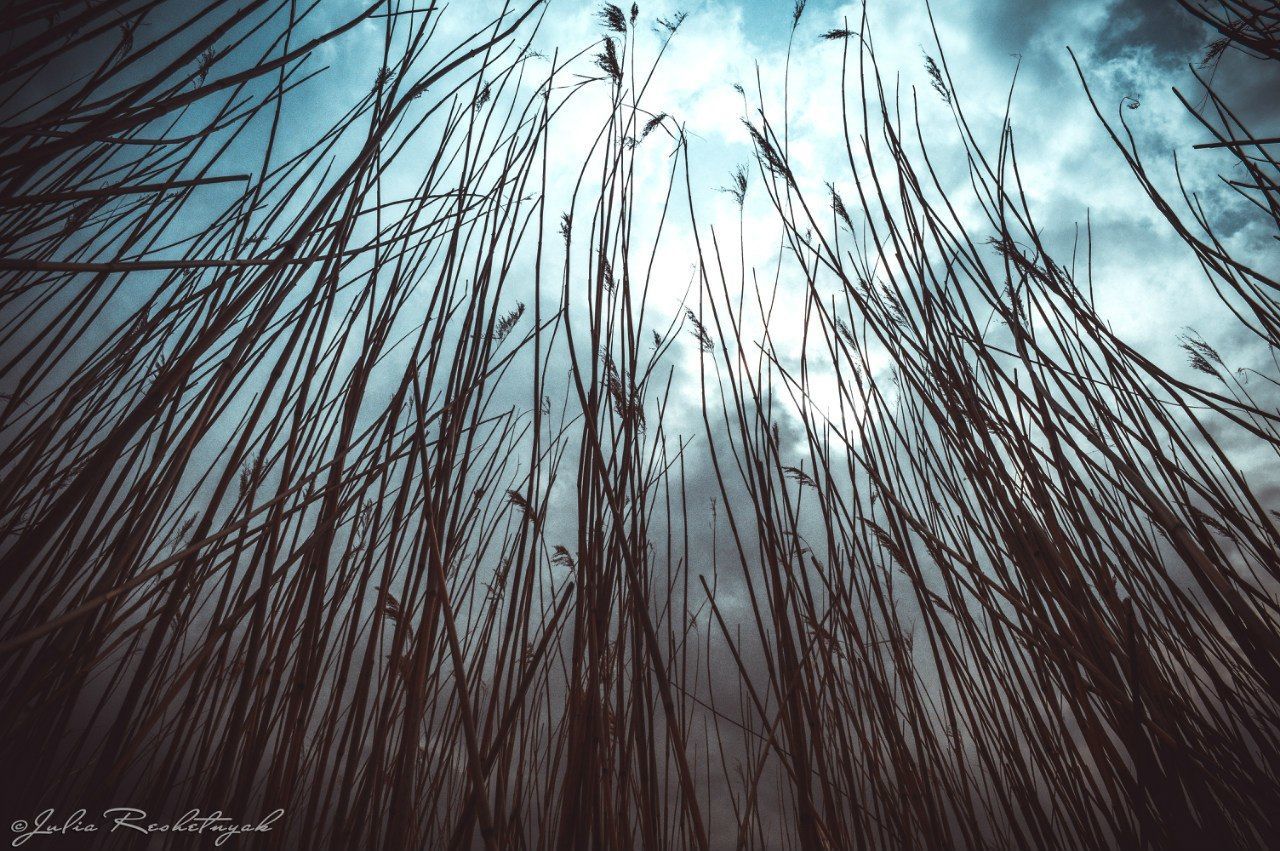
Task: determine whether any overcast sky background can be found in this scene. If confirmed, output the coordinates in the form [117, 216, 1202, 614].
[401, 0, 1280, 472]
[350, 0, 1280, 402]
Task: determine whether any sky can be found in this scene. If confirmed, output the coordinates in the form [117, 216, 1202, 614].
[409, 0, 1273, 359]
[414, 0, 1279, 459]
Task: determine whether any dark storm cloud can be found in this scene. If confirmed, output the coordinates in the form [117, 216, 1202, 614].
[971, 0, 1279, 125]
[971, 0, 1207, 61]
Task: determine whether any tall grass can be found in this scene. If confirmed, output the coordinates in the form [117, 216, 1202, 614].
[1, 1, 1278, 848]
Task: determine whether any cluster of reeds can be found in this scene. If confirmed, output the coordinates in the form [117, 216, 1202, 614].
[0, 0, 1278, 848]
[688, 3, 1280, 847]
